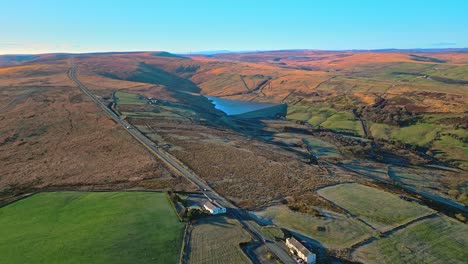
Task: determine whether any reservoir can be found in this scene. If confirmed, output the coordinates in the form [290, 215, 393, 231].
[206, 96, 279, 115]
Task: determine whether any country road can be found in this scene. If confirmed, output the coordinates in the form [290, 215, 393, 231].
[67, 58, 296, 264]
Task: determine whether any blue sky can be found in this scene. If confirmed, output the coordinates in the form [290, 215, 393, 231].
[1, 0, 467, 54]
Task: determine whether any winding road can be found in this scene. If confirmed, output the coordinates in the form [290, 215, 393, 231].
[67, 58, 295, 264]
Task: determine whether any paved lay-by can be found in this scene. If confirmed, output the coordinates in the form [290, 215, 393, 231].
[68, 57, 296, 264]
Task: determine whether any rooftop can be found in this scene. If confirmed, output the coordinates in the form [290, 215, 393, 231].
[204, 201, 223, 210]
[287, 237, 312, 256]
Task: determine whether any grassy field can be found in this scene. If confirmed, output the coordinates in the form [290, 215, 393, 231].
[287, 106, 364, 136]
[391, 123, 441, 146]
[368, 113, 468, 169]
[0, 192, 185, 264]
[353, 216, 468, 264]
[258, 225, 284, 240]
[286, 106, 337, 127]
[368, 123, 392, 140]
[318, 183, 434, 232]
[287, 102, 468, 170]
[255, 205, 374, 249]
[188, 216, 251, 264]
[303, 138, 342, 158]
[320, 111, 364, 136]
[432, 134, 468, 170]
[114, 90, 146, 105]
[424, 64, 468, 81]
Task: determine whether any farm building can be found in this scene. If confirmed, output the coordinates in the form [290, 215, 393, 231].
[203, 201, 227, 215]
[286, 237, 316, 264]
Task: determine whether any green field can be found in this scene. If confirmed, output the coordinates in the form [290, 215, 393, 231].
[255, 205, 374, 249]
[287, 96, 467, 170]
[424, 64, 468, 81]
[303, 138, 342, 158]
[0, 192, 184, 264]
[320, 111, 364, 136]
[369, 123, 392, 140]
[286, 106, 337, 127]
[114, 91, 146, 105]
[286, 105, 363, 136]
[318, 183, 434, 232]
[433, 134, 468, 170]
[353, 216, 468, 264]
[258, 225, 284, 240]
[391, 122, 441, 146]
[188, 216, 251, 264]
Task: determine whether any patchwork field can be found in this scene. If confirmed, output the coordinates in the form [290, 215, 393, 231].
[286, 106, 337, 127]
[318, 183, 434, 232]
[353, 216, 468, 264]
[188, 216, 251, 264]
[255, 205, 374, 249]
[0, 192, 185, 264]
[255, 206, 373, 249]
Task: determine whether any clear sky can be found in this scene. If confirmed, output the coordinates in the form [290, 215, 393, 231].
[1, 0, 467, 54]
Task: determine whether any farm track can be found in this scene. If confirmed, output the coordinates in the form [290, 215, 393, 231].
[180, 223, 192, 264]
[348, 213, 439, 254]
[67, 57, 296, 264]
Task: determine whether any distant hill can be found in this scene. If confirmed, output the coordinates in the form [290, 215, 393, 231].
[0, 54, 39, 66]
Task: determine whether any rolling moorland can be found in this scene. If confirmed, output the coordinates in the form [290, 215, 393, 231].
[0, 49, 467, 263]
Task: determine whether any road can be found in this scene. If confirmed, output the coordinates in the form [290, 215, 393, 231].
[67, 58, 296, 264]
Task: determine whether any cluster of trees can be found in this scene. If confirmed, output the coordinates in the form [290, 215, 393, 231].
[168, 190, 181, 203]
[286, 194, 333, 216]
[440, 115, 468, 130]
[353, 99, 416, 126]
[178, 207, 205, 220]
[168, 191, 208, 221]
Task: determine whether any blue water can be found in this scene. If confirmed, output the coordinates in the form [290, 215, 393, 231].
[206, 96, 278, 115]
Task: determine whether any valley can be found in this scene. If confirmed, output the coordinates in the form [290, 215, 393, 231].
[0, 50, 467, 264]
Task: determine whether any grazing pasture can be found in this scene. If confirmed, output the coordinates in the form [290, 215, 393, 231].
[188, 216, 251, 264]
[0, 192, 184, 264]
[318, 183, 434, 232]
[255, 205, 374, 249]
[353, 216, 468, 264]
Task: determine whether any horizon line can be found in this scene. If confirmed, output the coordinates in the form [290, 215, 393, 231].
[1, 47, 467, 56]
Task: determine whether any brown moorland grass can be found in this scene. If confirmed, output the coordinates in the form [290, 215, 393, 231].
[2, 51, 466, 204]
[0, 59, 194, 194]
[200, 50, 468, 69]
[135, 115, 353, 209]
[57, 52, 468, 115]
[46, 52, 467, 204]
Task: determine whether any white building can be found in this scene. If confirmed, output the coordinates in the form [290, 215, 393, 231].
[203, 201, 227, 215]
[286, 237, 316, 264]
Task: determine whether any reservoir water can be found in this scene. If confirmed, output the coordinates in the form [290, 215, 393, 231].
[206, 96, 278, 115]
